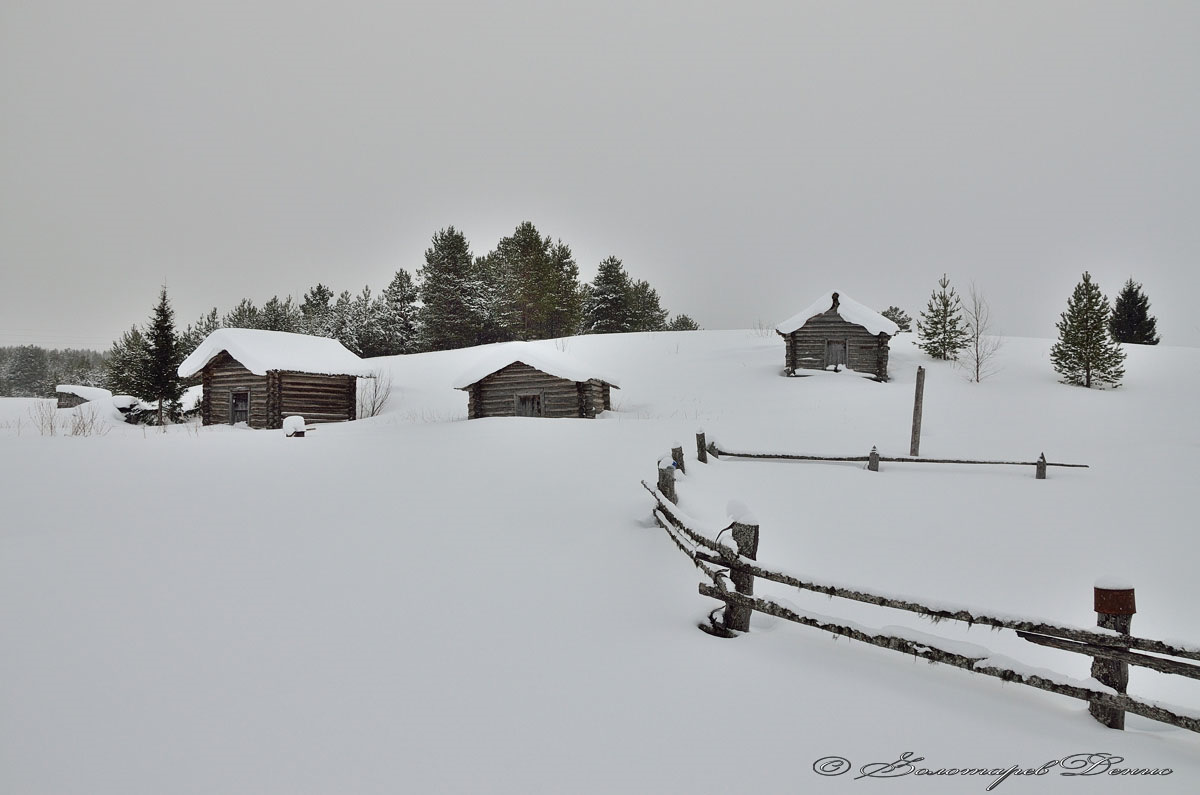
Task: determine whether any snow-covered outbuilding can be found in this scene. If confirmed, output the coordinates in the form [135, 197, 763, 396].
[56, 384, 113, 409]
[178, 329, 371, 429]
[775, 292, 899, 381]
[452, 342, 619, 419]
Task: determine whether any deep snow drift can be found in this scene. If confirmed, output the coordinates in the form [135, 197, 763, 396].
[2, 331, 1199, 794]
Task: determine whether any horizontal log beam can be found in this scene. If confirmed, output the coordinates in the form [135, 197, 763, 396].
[1017, 632, 1200, 680]
[700, 585, 1200, 734]
[711, 446, 1087, 468]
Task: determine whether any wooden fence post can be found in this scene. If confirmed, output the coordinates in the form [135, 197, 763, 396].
[1089, 583, 1135, 729]
[657, 457, 678, 504]
[696, 432, 708, 464]
[910, 366, 925, 457]
[671, 445, 686, 474]
[1036, 453, 1047, 480]
[723, 521, 760, 633]
[706, 440, 719, 459]
[868, 446, 880, 472]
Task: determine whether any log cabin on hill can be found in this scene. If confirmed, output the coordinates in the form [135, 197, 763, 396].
[775, 291, 899, 381]
[453, 342, 619, 419]
[178, 329, 371, 429]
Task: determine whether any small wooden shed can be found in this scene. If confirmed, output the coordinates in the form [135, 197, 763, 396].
[56, 384, 112, 408]
[178, 329, 369, 429]
[775, 292, 899, 381]
[453, 343, 619, 419]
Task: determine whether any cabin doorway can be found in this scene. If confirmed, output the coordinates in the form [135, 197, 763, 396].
[824, 340, 847, 371]
[230, 391, 249, 424]
[515, 393, 543, 417]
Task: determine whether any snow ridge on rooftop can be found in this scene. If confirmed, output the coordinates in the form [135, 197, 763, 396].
[775, 291, 899, 337]
[451, 341, 620, 389]
[178, 329, 371, 378]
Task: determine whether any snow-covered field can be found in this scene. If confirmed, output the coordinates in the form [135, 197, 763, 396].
[3, 331, 1199, 794]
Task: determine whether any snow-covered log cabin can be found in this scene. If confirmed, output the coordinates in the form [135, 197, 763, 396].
[56, 384, 112, 408]
[453, 342, 619, 419]
[178, 329, 371, 429]
[775, 292, 899, 381]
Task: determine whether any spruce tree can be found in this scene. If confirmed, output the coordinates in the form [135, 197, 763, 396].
[361, 269, 420, 356]
[300, 284, 335, 337]
[417, 226, 486, 351]
[917, 275, 969, 359]
[145, 287, 185, 424]
[1051, 272, 1126, 388]
[667, 314, 700, 331]
[1108, 278, 1160, 345]
[259, 295, 301, 332]
[222, 298, 261, 330]
[627, 280, 669, 332]
[584, 256, 633, 333]
[881, 306, 912, 333]
[104, 326, 151, 397]
[179, 308, 221, 356]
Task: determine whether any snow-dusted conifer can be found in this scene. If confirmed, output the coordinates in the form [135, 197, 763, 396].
[1051, 272, 1126, 388]
[881, 306, 912, 333]
[585, 256, 633, 334]
[145, 287, 185, 424]
[417, 226, 486, 351]
[917, 275, 969, 360]
[1108, 278, 1160, 345]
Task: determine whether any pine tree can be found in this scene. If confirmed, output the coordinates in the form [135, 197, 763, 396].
[223, 298, 261, 330]
[417, 226, 486, 351]
[361, 269, 420, 356]
[259, 295, 301, 332]
[300, 284, 335, 337]
[104, 326, 151, 396]
[145, 287, 185, 424]
[179, 308, 221, 356]
[1108, 278, 1160, 345]
[1051, 272, 1126, 388]
[917, 275, 969, 360]
[627, 280, 669, 332]
[881, 306, 912, 333]
[584, 256, 633, 333]
[667, 314, 700, 331]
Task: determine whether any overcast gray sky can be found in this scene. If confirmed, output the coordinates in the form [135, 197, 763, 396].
[3, 1, 1198, 350]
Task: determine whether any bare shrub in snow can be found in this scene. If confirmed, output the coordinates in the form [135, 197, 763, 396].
[961, 284, 1002, 382]
[28, 400, 58, 436]
[751, 320, 774, 338]
[67, 405, 110, 437]
[357, 371, 393, 418]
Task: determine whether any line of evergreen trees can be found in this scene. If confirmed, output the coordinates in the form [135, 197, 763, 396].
[0, 346, 108, 397]
[166, 221, 698, 360]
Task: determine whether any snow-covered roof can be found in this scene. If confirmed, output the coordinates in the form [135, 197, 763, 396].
[451, 341, 620, 389]
[56, 384, 113, 402]
[178, 329, 371, 378]
[775, 291, 899, 337]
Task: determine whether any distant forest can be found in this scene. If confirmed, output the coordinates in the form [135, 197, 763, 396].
[0, 347, 107, 398]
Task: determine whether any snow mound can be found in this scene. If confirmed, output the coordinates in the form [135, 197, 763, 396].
[178, 329, 372, 378]
[776, 291, 899, 337]
[55, 385, 113, 402]
[451, 341, 620, 389]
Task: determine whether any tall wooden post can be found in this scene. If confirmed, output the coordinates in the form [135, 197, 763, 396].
[1089, 583, 1135, 729]
[1036, 453, 1047, 480]
[723, 521, 760, 633]
[696, 432, 708, 464]
[657, 458, 677, 504]
[671, 445, 686, 475]
[910, 366, 926, 457]
[868, 446, 880, 472]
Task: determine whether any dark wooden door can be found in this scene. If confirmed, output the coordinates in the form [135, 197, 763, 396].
[515, 394, 543, 417]
[231, 391, 249, 424]
[825, 340, 847, 369]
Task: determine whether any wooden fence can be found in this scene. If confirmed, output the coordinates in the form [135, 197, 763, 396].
[645, 433, 1200, 733]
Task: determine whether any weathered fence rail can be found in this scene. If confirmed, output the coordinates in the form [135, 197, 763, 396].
[708, 443, 1087, 477]
[645, 432, 1200, 734]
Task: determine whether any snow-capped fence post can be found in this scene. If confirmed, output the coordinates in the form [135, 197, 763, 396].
[1036, 453, 1047, 479]
[696, 432, 707, 464]
[671, 445, 686, 475]
[657, 457, 678, 504]
[1089, 583, 1136, 730]
[910, 365, 925, 456]
[868, 446, 880, 472]
[723, 518, 760, 634]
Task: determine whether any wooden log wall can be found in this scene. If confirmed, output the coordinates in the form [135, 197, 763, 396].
[472, 362, 594, 418]
[275, 372, 357, 428]
[55, 392, 88, 409]
[202, 352, 269, 427]
[780, 310, 890, 381]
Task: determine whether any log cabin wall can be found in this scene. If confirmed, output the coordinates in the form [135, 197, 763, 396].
[472, 362, 589, 418]
[782, 310, 890, 381]
[203, 352, 269, 427]
[275, 372, 357, 428]
[56, 392, 88, 409]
